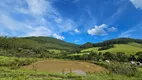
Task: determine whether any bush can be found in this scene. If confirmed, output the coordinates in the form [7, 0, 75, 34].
[88, 52, 103, 61]
[105, 62, 137, 76]
[116, 52, 129, 62]
[136, 51, 142, 63]
[103, 52, 116, 61]
[98, 45, 114, 51]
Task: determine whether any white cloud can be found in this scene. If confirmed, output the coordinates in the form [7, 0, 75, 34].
[0, 14, 20, 30]
[0, 13, 30, 36]
[74, 40, 80, 43]
[87, 24, 107, 36]
[104, 6, 126, 26]
[119, 23, 142, 37]
[0, 0, 77, 38]
[74, 29, 80, 33]
[119, 29, 135, 37]
[53, 33, 65, 40]
[58, 19, 76, 32]
[26, 26, 52, 37]
[27, 0, 47, 15]
[26, 0, 76, 33]
[108, 27, 117, 32]
[73, 0, 80, 3]
[26, 0, 59, 16]
[130, 0, 142, 9]
[26, 0, 62, 23]
[0, 13, 53, 37]
[55, 18, 62, 23]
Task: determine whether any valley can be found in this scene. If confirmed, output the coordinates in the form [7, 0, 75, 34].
[0, 37, 142, 80]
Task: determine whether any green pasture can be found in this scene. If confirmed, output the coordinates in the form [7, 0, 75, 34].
[81, 43, 142, 54]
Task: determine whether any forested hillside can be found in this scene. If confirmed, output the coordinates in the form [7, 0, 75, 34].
[23, 36, 79, 51]
[0, 36, 79, 58]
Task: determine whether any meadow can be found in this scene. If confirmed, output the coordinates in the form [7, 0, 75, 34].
[81, 43, 142, 54]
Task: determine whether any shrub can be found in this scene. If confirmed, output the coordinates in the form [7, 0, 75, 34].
[136, 51, 142, 62]
[105, 62, 137, 76]
[103, 52, 116, 61]
[98, 45, 114, 51]
[136, 51, 142, 56]
[116, 52, 129, 62]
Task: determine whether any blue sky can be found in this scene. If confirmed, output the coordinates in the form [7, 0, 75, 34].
[0, 0, 142, 44]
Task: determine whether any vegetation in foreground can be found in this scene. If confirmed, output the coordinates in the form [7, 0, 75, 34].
[0, 67, 142, 80]
[0, 56, 83, 80]
[0, 56, 142, 80]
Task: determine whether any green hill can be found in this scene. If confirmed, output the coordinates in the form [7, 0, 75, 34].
[78, 38, 142, 55]
[23, 36, 79, 51]
[0, 36, 79, 57]
[81, 43, 142, 54]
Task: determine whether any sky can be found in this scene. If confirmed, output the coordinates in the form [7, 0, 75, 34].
[0, 0, 142, 44]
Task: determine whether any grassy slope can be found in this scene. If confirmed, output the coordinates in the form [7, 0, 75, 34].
[81, 43, 142, 54]
[48, 49, 63, 54]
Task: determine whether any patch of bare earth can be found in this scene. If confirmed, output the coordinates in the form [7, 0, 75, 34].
[24, 60, 105, 73]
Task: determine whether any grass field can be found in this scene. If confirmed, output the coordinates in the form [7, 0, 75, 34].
[48, 49, 62, 54]
[0, 67, 142, 80]
[0, 67, 84, 80]
[128, 42, 142, 48]
[0, 56, 39, 67]
[48, 49, 67, 54]
[85, 71, 142, 80]
[81, 43, 142, 54]
[69, 52, 90, 56]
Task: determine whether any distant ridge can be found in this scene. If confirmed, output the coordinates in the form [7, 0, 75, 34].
[80, 38, 142, 49]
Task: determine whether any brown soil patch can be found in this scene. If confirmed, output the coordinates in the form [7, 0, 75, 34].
[24, 59, 105, 73]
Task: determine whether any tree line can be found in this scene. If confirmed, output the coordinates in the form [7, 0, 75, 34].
[66, 51, 142, 63]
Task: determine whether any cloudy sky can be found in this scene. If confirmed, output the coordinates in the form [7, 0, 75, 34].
[0, 0, 142, 44]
